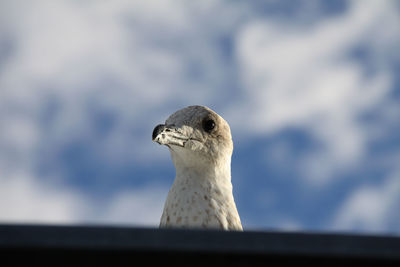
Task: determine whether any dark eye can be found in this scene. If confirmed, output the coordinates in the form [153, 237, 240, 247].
[202, 119, 215, 133]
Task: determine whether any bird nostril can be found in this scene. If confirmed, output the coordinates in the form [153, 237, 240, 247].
[152, 124, 165, 140]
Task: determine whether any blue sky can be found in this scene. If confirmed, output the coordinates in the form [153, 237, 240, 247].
[0, 0, 399, 234]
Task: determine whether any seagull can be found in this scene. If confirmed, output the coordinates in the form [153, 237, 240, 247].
[152, 105, 242, 230]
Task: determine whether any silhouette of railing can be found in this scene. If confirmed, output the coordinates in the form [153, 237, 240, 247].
[1, 224, 399, 266]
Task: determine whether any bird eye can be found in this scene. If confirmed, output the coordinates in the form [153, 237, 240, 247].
[202, 119, 215, 133]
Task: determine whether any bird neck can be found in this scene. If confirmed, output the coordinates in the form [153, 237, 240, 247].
[174, 158, 232, 187]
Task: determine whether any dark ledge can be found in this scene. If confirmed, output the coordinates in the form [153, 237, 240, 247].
[1, 224, 400, 266]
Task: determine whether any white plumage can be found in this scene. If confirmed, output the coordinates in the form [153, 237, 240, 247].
[152, 105, 242, 230]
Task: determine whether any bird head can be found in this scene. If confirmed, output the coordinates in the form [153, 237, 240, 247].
[152, 105, 233, 174]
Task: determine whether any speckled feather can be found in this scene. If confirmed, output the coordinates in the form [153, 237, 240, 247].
[154, 106, 242, 231]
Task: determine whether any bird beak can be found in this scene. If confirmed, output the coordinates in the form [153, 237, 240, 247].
[152, 124, 188, 147]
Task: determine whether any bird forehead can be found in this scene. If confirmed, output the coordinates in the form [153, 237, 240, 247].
[165, 105, 215, 126]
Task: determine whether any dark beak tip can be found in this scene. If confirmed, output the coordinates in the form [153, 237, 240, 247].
[152, 124, 165, 140]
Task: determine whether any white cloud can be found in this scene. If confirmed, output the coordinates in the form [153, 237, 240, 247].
[230, 0, 399, 184]
[0, 170, 168, 226]
[96, 186, 167, 226]
[0, 171, 85, 224]
[332, 169, 400, 233]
